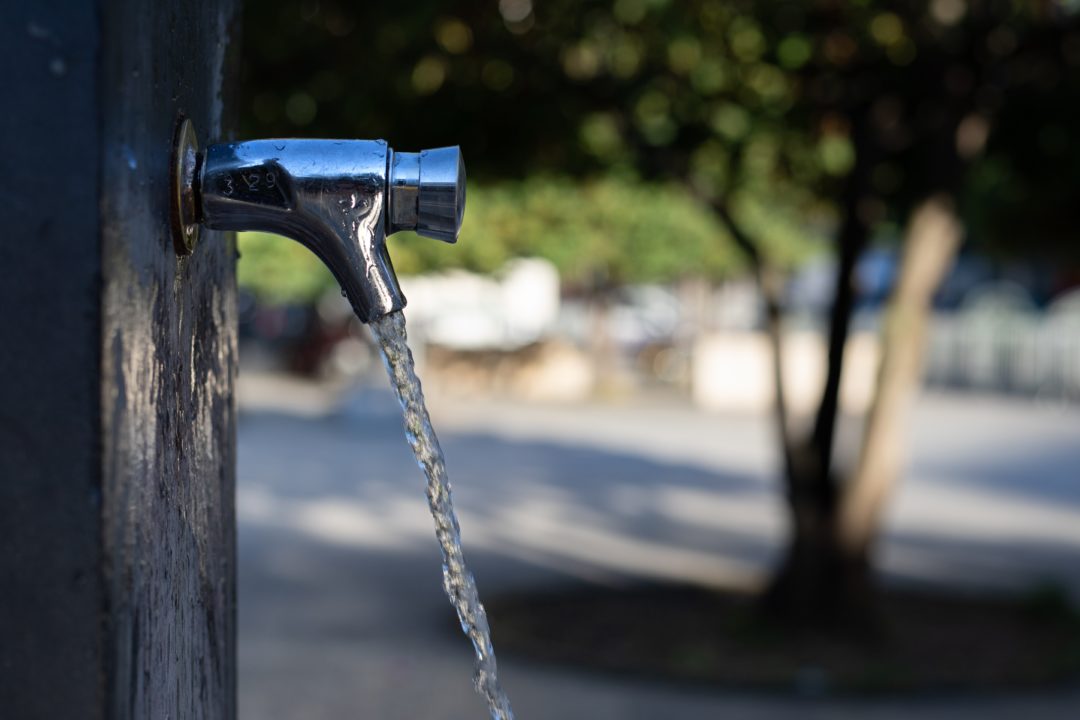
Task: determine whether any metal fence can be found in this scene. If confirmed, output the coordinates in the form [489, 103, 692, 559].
[925, 284, 1080, 403]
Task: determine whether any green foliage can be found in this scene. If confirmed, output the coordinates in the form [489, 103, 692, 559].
[238, 176, 818, 301]
[237, 231, 334, 304]
[394, 176, 746, 284]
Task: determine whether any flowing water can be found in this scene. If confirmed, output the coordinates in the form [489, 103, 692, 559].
[370, 310, 515, 720]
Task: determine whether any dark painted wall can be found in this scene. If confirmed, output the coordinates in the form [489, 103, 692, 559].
[0, 1, 239, 718]
[0, 1, 106, 716]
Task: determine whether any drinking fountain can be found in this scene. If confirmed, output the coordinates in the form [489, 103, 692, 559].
[171, 119, 513, 719]
[170, 118, 466, 322]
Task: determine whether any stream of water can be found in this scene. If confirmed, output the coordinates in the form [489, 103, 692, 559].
[370, 310, 515, 720]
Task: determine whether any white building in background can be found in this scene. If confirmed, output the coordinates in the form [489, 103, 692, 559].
[399, 258, 561, 350]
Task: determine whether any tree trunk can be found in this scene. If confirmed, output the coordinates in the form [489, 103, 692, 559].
[760, 209, 870, 626]
[711, 201, 796, 479]
[710, 201, 872, 626]
[839, 195, 963, 558]
[761, 196, 963, 628]
[760, 266, 796, 480]
[757, 107, 882, 626]
[809, 214, 868, 482]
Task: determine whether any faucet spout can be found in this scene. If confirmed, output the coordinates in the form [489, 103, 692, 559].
[193, 135, 465, 322]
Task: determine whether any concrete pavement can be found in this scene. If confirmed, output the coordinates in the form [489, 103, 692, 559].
[237, 374, 1080, 718]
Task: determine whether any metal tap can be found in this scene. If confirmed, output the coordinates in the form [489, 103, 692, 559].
[170, 119, 465, 322]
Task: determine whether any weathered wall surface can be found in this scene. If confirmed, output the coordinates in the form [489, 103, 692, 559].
[100, 1, 240, 718]
[0, 1, 240, 718]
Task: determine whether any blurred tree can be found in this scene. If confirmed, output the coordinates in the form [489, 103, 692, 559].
[240, 0, 1080, 628]
[758, 0, 1080, 626]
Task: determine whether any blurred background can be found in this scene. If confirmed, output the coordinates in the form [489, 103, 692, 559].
[234, 2, 1080, 718]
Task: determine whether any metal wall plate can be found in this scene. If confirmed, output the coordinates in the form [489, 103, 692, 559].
[169, 118, 200, 255]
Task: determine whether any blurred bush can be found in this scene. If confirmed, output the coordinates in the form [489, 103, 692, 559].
[237, 175, 819, 304]
[237, 231, 335, 305]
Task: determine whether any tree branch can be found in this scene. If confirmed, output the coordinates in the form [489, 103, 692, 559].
[711, 198, 796, 483]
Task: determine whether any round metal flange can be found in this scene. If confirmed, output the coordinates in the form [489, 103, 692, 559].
[170, 118, 201, 255]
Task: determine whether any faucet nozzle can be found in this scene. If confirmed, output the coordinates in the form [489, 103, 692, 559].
[174, 121, 465, 323]
[389, 147, 467, 243]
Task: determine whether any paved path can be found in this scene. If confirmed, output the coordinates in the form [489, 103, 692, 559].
[237, 374, 1080, 718]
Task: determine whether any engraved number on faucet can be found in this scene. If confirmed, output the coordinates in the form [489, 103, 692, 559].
[223, 171, 276, 197]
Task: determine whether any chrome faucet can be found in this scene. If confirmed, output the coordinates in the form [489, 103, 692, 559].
[170, 119, 465, 322]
